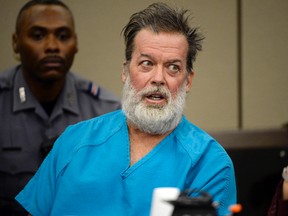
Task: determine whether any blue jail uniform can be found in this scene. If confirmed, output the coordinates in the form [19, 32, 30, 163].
[16, 110, 236, 216]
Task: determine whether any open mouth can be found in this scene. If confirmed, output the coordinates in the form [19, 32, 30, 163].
[145, 91, 168, 105]
[146, 92, 166, 101]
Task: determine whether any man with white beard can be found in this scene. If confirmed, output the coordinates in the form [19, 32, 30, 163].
[15, 3, 236, 216]
[122, 72, 186, 137]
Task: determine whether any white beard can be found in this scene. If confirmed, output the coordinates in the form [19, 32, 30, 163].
[121, 74, 187, 135]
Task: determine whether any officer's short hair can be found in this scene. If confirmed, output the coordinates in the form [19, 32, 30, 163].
[15, 0, 74, 34]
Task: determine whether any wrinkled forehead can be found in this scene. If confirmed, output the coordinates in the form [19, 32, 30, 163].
[133, 29, 188, 58]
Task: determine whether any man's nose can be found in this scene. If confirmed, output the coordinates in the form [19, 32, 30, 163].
[45, 35, 60, 53]
[151, 67, 165, 86]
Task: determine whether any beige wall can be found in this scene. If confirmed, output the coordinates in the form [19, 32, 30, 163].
[0, 0, 287, 131]
[242, 0, 288, 129]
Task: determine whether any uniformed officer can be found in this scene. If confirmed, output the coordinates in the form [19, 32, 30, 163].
[0, 0, 121, 215]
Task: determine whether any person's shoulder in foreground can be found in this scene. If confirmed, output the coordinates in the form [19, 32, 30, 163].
[267, 166, 288, 216]
[15, 2, 236, 216]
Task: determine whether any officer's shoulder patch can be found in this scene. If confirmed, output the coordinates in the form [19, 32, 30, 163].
[87, 82, 100, 98]
[73, 73, 100, 98]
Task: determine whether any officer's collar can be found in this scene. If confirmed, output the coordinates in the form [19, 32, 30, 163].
[13, 68, 80, 117]
[53, 73, 80, 116]
[13, 68, 37, 112]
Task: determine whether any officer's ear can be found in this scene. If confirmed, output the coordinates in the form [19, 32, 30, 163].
[121, 61, 128, 83]
[74, 34, 79, 54]
[12, 33, 19, 54]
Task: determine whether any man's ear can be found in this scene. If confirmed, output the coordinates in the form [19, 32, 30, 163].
[121, 61, 128, 83]
[12, 33, 19, 54]
[185, 70, 194, 93]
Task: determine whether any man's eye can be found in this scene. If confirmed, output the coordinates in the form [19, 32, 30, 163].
[58, 32, 71, 41]
[141, 60, 152, 67]
[31, 32, 44, 40]
[139, 60, 153, 71]
[168, 64, 180, 73]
